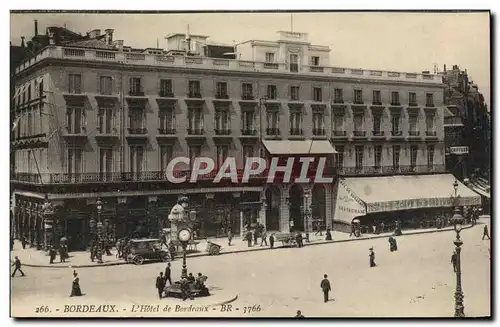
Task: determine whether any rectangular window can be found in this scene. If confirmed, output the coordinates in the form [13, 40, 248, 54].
[336, 146, 344, 168]
[129, 109, 143, 130]
[216, 145, 229, 169]
[409, 92, 417, 105]
[334, 88, 343, 103]
[129, 77, 143, 95]
[159, 107, 175, 132]
[409, 115, 418, 132]
[373, 115, 381, 132]
[311, 56, 320, 66]
[267, 85, 277, 99]
[160, 79, 173, 96]
[392, 145, 400, 169]
[355, 145, 364, 169]
[313, 87, 322, 102]
[38, 80, 44, 98]
[27, 112, 32, 136]
[374, 145, 382, 169]
[66, 107, 84, 134]
[188, 146, 201, 170]
[242, 83, 253, 99]
[391, 92, 400, 105]
[354, 114, 363, 132]
[372, 90, 381, 104]
[98, 108, 113, 133]
[129, 146, 144, 173]
[160, 145, 173, 173]
[426, 93, 434, 107]
[427, 145, 435, 168]
[410, 145, 418, 169]
[312, 113, 324, 131]
[266, 111, 279, 129]
[27, 85, 32, 102]
[265, 52, 275, 63]
[67, 148, 82, 175]
[242, 110, 255, 131]
[188, 80, 201, 96]
[99, 148, 113, 174]
[216, 82, 228, 98]
[354, 89, 363, 104]
[392, 115, 400, 133]
[68, 74, 82, 94]
[426, 115, 435, 132]
[215, 109, 230, 131]
[290, 86, 300, 100]
[188, 107, 203, 131]
[289, 54, 298, 72]
[289, 111, 302, 131]
[334, 114, 344, 131]
[99, 76, 112, 95]
[242, 145, 255, 168]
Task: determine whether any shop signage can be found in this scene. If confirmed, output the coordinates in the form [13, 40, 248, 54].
[449, 146, 469, 154]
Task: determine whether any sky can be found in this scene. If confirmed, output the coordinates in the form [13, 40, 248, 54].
[9, 12, 490, 108]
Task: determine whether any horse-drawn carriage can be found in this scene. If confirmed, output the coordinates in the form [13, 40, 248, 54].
[125, 238, 170, 265]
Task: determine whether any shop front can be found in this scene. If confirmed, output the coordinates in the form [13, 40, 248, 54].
[333, 173, 482, 233]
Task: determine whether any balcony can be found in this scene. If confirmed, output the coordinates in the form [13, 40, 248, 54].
[289, 128, 303, 136]
[391, 102, 401, 106]
[408, 102, 418, 107]
[127, 128, 148, 138]
[313, 128, 326, 136]
[95, 128, 119, 142]
[390, 130, 404, 139]
[408, 131, 420, 136]
[214, 128, 231, 135]
[62, 128, 87, 142]
[266, 128, 280, 136]
[332, 130, 348, 140]
[240, 129, 257, 136]
[353, 131, 367, 139]
[157, 128, 176, 136]
[187, 128, 204, 135]
[426, 131, 437, 136]
[289, 63, 299, 72]
[215, 93, 231, 102]
[16, 47, 444, 86]
[371, 101, 383, 106]
[425, 103, 435, 108]
[332, 99, 344, 104]
[128, 90, 145, 97]
[159, 91, 175, 98]
[187, 92, 202, 99]
[371, 130, 385, 139]
[241, 94, 255, 101]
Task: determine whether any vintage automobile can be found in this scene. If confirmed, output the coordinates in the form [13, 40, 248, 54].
[125, 238, 170, 265]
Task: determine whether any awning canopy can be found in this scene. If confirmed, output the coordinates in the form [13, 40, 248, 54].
[469, 182, 491, 199]
[333, 174, 481, 224]
[262, 140, 337, 155]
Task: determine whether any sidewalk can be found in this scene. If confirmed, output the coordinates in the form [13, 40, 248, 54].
[11, 221, 483, 268]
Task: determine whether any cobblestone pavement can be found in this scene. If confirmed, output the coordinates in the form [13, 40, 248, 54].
[11, 224, 490, 318]
[10, 225, 462, 268]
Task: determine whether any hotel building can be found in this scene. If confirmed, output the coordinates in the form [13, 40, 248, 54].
[11, 28, 480, 250]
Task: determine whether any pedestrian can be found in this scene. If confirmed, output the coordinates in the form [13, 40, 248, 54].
[187, 272, 196, 283]
[115, 239, 121, 258]
[59, 246, 65, 263]
[11, 256, 25, 277]
[246, 230, 252, 247]
[156, 272, 166, 299]
[168, 241, 176, 261]
[369, 247, 376, 267]
[325, 229, 332, 241]
[295, 310, 305, 318]
[21, 236, 27, 249]
[49, 246, 57, 264]
[320, 274, 331, 303]
[160, 232, 168, 248]
[482, 225, 490, 240]
[451, 251, 457, 272]
[70, 270, 82, 297]
[260, 228, 268, 246]
[269, 233, 275, 249]
[227, 228, 233, 246]
[388, 236, 397, 252]
[180, 276, 193, 301]
[253, 228, 258, 245]
[295, 233, 303, 248]
[349, 224, 355, 237]
[164, 262, 172, 285]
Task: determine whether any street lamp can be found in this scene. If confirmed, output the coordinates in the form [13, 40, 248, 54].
[451, 180, 465, 318]
[303, 189, 311, 243]
[96, 198, 103, 264]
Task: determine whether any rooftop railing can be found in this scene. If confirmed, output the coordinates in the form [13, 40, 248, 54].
[15, 46, 442, 84]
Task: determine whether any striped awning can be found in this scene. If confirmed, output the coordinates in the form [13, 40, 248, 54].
[262, 140, 337, 155]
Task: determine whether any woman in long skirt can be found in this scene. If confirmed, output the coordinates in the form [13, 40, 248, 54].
[70, 270, 82, 297]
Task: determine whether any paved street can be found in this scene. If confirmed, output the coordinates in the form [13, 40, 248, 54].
[11, 224, 490, 318]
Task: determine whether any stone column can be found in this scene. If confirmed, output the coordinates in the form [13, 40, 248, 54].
[239, 210, 244, 237]
[325, 184, 333, 230]
[279, 185, 290, 233]
[27, 203, 32, 247]
[116, 197, 127, 240]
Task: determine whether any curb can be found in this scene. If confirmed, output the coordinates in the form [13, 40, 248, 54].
[13, 223, 479, 268]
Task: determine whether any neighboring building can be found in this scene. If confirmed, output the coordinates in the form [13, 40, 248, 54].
[11, 29, 480, 251]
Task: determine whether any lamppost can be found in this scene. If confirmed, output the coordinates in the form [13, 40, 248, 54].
[42, 195, 54, 251]
[451, 180, 465, 318]
[96, 198, 103, 264]
[303, 189, 312, 242]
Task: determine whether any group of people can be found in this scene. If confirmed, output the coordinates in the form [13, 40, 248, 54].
[155, 263, 208, 300]
[241, 223, 270, 248]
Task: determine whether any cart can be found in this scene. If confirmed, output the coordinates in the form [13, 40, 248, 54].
[125, 238, 170, 265]
[205, 241, 221, 256]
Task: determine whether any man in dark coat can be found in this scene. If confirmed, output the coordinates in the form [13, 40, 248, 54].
[21, 236, 26, 249]
[156, 272, 166, 299]
[11, 256, 25, 277]
[369, 247, 376, 267]
[295, 233, 303, 248]
[482, 225, 490, 240]
[320, 274, 331, 303]
[164, 262, 172, 285]
[246, 230, 253, 247]
[388, 236, 398, 252]
[269, 234, 275, 249]
[451, 251, 457, 272]
[260, 228, 268, 246]
[49, 246, 57, 264]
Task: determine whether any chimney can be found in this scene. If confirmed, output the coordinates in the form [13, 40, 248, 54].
[444, 64, 447, 72]
[34, 20, 38, 36]
[113, 40, 123, 51]
[89, 29, 101, 39]
[21, 36, 25, 48]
